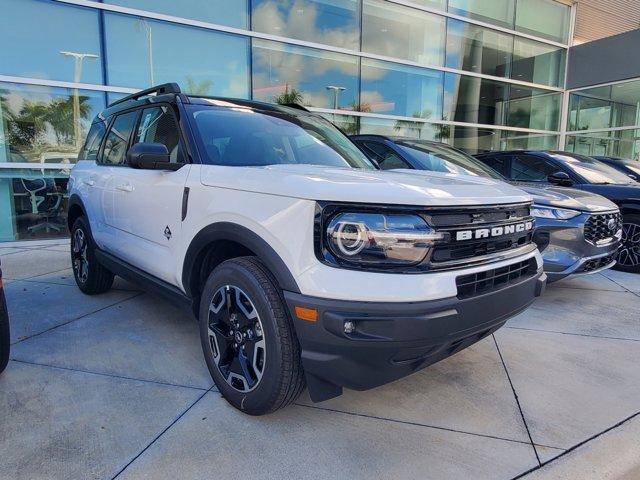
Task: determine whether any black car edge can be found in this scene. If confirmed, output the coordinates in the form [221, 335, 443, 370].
[593, 156, 640, 183]
[474, 150, 640, 274]
[0, 260, 9, 374]
[350, 135, 622, 281]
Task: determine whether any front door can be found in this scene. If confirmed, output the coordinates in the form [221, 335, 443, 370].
[110, 105, 190, 284]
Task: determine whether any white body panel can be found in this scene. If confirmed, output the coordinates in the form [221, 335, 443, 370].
[70, 161, 540, 303]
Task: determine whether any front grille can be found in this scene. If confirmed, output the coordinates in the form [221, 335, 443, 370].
[584, 212, 622, 245]
[579, 253, 617, 273]
[456, 259, 537, 299]
[430, 203, 534, 265]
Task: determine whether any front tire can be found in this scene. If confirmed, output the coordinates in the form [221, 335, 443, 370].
[615, 214, 640, 274]
[199, 257, 305, 415]
[0, 286, 9, 375]
[70, 217, 114, 294]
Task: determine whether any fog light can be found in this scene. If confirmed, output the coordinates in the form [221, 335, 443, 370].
[344, 321, 356, 334]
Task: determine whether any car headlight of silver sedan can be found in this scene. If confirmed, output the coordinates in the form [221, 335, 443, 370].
[530, 205, 581, 220]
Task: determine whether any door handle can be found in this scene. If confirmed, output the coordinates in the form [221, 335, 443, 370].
[116, 183, 134, 192]
[84, 180, 95, 187]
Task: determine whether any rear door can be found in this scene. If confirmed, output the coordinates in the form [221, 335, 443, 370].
[92, 110, 139, 251]
[110, 105, 190, 284]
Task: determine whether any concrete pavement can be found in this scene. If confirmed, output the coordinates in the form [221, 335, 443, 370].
[1, 239, 639, 479]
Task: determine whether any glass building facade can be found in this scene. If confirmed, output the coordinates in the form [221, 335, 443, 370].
[0, 0, 573, 240]
[565, 78, 640, 161]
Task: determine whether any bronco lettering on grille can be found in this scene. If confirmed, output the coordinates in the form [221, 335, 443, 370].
[455, 221, 533, 241]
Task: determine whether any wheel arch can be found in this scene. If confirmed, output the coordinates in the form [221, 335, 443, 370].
[182, 222, 301, 301]
[67, 194, 87, 233]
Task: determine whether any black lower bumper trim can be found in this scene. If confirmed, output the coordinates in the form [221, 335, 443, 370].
[285, 269, 545, 402]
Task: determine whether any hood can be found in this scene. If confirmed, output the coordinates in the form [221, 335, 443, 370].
[578, 183, 640, 205]
[200, 164, 532, 206]
[514, 184, 618, 212]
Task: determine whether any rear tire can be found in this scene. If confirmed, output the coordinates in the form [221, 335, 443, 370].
[0, 285, 9, 374]
[70, 216, 114, 294]
[199, 256, 305, 415]
[614, 213, 640, 274]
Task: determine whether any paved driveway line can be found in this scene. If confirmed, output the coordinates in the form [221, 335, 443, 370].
[294, 402, 560, 449]
[513, 409, 640, 479]
[9, 358, 212, 393]
[4, 266, 74, 281]
[10, 290, 143, 346]
[493, 334, 542, 466]
[505, 326, 640, 343]
[111, 387, 214, 480]
[17, 275, 138, 293]
[598, 274, 640, 298]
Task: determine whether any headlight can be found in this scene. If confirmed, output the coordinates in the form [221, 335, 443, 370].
[325, 212, 445, 267]
[530, 205, 581, 220]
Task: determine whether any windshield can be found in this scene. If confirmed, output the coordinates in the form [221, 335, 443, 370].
[188, 105, 374, 169]
[549, 152, 635, 184]
[397, 141, 504, 180]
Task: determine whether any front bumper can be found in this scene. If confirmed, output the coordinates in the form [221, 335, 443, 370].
[285, 267, 546, 402]
[533, 213, 620, 282]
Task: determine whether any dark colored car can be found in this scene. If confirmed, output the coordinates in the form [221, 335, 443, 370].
[350, 136, 622, 281]
[0, 261, 9, 374]
[474, 150, 640, 273]
[593, 156, 640, 182]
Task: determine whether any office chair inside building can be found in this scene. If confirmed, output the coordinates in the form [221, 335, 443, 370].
[12, 178, 65, 234]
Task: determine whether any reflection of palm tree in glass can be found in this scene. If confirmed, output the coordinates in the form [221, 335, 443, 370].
[185, 76, 213, 95]
[273, 85, 304, 105]
[393, 109, 432, 139]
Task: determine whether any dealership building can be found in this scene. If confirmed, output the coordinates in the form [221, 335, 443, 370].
[0, 0, 639, 241]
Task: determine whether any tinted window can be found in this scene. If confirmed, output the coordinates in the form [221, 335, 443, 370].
[189, 106, 373, 169]
[361, 141, 410, 170]
[510, 154, 557, 181]
[135, 107, 183, 163]
[101, 111, 138, 166]
[398, 141, 503, 179]
[79, 121, 107, 161]
[479, 155, 510, 177]
[549, 152, 636, 184]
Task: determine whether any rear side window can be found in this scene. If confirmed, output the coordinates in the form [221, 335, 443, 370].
[479, 155, 510, 177]
[510, 155, 557, 182]
[79, 121, 106, 161]
[135, 106, 184, 163]
[362, 141, 410, 170]
[101, 110, 138, 166]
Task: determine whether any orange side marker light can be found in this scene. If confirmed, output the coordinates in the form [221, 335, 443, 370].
[294, 306, 318, 322]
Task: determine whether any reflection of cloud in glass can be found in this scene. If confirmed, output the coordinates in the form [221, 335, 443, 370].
[360, 59, 443, 119]
[252, 0, 359, 50]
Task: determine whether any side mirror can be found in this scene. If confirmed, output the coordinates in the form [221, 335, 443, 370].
[547, 171, 573, 186]
[127, 143, 181, 171]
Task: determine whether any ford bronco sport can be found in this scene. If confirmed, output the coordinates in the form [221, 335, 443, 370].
[69, 84, 546, 415]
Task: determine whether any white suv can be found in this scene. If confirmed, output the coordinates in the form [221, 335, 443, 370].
[68, 84, 546, 415]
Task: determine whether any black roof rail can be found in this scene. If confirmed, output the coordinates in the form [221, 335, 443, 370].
[109, 83, 182, 107]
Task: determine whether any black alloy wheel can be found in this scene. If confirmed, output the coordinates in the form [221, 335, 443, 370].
[71, 227, 89, 285]
[70, 217, 114, 294]
[198, 257, 305, 415]
[616, 214, 640, 273]
[207, 285, 266, 393]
